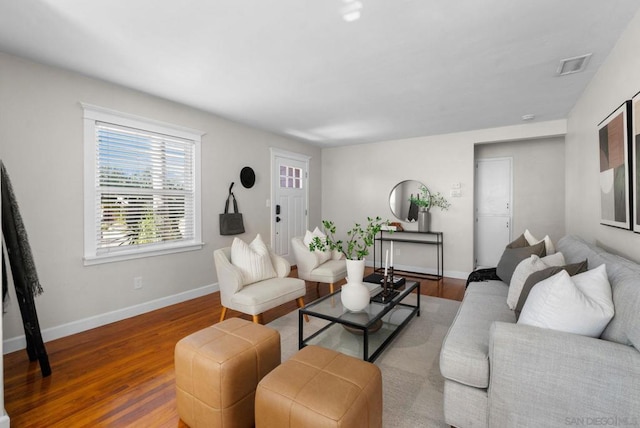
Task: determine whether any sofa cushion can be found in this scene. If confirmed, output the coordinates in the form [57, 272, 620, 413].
[515, 259, 588, 318]
[557, 235, 640, 350]
[496, 240, 546, 284]
[440, 281, 515, 388]
[524, 229, 556, 254]
[598, 252, 640, 350]
[506, 252, 566, 309]
[518, 265, 615, 337]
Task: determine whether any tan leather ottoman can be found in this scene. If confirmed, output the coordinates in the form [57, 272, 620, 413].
[175, 317, 280, 428]
[255, 345, 383, 428]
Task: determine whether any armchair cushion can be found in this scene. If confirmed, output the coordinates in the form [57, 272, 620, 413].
[292, 236, 347, 285]
[307, 259, 347, 284]
[229, 276, 306, 316]
[231, 234, 277, 286]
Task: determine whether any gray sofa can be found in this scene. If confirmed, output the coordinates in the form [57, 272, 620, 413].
[440, 235, 640, 428]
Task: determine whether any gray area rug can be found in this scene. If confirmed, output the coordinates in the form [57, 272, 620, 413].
[267, 294, 460, 428]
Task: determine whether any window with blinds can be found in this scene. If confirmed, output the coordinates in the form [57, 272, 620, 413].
[83, 105, 203, 264]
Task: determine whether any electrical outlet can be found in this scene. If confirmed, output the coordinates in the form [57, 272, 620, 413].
[450, 189, 462, 198]
[134, 277, 143, 290]
[452, 182, 461, 189]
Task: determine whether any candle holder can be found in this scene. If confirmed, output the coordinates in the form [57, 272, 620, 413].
[372, 267, 399, 304]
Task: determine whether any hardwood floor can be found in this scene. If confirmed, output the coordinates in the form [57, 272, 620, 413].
[3, 269, 465, 427]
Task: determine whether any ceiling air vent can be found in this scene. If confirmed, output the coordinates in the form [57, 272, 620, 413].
[557, 54, 592, 76]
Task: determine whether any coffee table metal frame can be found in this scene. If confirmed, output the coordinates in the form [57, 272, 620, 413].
[298, 280, 420, 362]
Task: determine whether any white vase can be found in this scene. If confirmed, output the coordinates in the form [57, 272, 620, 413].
[345, 259, 366, 284]
[341, 281, 370, 312]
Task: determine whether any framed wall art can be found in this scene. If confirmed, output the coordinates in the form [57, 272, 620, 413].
[632, 92, 640, 232]
[598, 100, 632, 230]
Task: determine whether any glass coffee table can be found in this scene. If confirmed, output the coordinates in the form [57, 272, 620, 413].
[298, 280, 420, 362]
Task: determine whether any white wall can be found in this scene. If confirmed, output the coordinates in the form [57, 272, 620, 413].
[321, 120, 566, 279]
[10, 3, 638, 347]
[475, 137, 566, 242]
[0, 52, 321, 349]
[566, 9, 640, 262]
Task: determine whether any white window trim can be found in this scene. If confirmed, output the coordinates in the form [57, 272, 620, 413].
[82, 103, 204, 265]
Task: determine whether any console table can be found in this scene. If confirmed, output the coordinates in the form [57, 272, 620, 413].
[374, 230, 443, 285]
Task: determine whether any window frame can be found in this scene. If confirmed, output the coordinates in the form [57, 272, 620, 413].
[82, 103, 204, 265]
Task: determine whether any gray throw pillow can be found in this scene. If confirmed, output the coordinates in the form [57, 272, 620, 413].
[507, 234, 528, 249]
[496, 240, 546, 284]
[514, 259, 589, 319]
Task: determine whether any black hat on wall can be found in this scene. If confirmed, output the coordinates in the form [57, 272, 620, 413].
[240, 166, 255, 189]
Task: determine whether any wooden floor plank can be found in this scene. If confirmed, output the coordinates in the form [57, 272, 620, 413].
[4, 268, 465, 427]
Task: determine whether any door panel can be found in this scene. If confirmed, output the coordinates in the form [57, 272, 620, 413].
[272, 151, 308, 263]
[475, 158, 512, 268]
[476, 159, 511, 215]
[476, 216, 511, 268]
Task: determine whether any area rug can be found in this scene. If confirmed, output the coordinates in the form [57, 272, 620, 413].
[266, 294, 460, 428]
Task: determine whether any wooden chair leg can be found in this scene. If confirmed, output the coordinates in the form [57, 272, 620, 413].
[220, 307, 228, 322]
[297, 297, 310, 322]
[252, 314, 264, 324]
[329, 283, 335, 294]
[315, 282, 320, 295]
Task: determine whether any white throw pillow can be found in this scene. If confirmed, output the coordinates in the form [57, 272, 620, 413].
[524, 229, 556, 255]
[303, 227, 331, 266]
[231, 234, 277, 286]
[518, 264, 615, 337]
[331, 249, 345, 260]
[507, 252, 566, 309]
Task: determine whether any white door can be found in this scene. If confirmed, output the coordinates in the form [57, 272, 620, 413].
[475, 158, 512, 268]
[271, 149, 309, 263]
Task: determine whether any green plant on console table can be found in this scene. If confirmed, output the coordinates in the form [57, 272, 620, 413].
[409, 185, 451, 211]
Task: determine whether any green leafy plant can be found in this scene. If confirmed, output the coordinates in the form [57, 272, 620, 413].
[409, 185, 451, 211]
[309, 216, 391, 260]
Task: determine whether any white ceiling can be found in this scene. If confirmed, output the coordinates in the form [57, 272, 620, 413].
[1, 0, 639, 146]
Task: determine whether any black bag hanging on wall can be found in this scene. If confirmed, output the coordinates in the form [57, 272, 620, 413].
[219, 183, 245, 235]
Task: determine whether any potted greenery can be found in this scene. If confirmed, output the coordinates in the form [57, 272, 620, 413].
[309, 216, 391, 311]
[409, 185, 450, 232]
[409, 185, 451, 211]
[309, 216, 390, 260]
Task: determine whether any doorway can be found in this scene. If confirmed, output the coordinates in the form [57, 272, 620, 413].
[474, 157, 512, 268]
[270, 148, 310, 263]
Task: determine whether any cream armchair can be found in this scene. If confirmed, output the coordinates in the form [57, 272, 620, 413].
[213, 247, 307, 324]
[291, 236, 347, 295]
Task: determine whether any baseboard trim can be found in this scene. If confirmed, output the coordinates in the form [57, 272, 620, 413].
[3, 283, 219, 355]
[364, 261, 469, 280]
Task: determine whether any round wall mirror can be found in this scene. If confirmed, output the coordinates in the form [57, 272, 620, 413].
[389, 180, 428, 222]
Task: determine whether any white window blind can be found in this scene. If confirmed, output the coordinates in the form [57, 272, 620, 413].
[83, 104, 202, 264]
[96, 122, 195, 250]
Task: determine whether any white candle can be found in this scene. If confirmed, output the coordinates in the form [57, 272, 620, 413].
[384, 249, 389, 276]
[390, 241, 394, 267]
